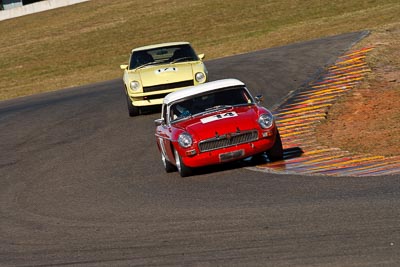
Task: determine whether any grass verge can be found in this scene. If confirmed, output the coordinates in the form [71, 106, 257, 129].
[0, 0, 399, 100]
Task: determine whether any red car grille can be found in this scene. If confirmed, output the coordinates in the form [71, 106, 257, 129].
[143, 80, 194, 93]
[198, 130, 259, 152]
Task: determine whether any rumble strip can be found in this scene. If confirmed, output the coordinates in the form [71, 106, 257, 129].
[251, 47, 400, 177]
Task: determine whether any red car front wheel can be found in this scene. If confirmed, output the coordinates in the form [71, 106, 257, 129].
[266, 131, 284, 162]
[161, 153, 176, 173]
[174, 149, 192, 177]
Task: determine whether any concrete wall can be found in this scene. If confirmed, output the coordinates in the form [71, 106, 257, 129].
[2, 0, 23, 10]
[0, 0, 89, 21]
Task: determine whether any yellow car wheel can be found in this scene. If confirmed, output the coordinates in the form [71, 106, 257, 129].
[125, 93, 139, 117]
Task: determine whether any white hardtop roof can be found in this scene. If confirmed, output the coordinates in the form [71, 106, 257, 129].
[132, 42, 190, 53]
[163, 79, 246, 105]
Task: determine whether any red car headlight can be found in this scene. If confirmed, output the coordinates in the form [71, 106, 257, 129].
[178, 132, 193, 148]
[258, 113, 274, 129]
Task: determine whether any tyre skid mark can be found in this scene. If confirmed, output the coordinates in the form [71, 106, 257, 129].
[252, 47, 400, 177]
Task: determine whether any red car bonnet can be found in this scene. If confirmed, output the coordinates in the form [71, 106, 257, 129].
[172, 105, 262, 139]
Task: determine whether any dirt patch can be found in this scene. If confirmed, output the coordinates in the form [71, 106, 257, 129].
[316, 61, 400, 157]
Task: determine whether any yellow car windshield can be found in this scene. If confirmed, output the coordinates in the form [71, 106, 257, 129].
[129, 44, 199, 69]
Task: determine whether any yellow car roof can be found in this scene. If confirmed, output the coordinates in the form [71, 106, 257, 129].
[131, 42, 190, 53]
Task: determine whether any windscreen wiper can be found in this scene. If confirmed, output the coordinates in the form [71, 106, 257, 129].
[205, 105, 233, 111]
[171, 57, 195, 64]
[136, 61, 159, 69]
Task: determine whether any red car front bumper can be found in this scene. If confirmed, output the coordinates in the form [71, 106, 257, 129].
[179, 135, 276, 168]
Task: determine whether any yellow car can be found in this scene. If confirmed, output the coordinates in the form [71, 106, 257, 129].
[120, 42, 208, 116]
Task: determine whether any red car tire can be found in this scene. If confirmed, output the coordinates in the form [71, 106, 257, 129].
[161, 153, 176, 173]
[266, 130, 284, 162]
[174, 149, 192, 177]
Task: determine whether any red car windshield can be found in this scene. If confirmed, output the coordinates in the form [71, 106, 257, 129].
[169, 87, 254, 123]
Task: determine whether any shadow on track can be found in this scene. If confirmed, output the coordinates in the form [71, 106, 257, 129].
[183, 147, 304, 177]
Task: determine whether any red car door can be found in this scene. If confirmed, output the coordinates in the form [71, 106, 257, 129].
[156, 123, 175, 164]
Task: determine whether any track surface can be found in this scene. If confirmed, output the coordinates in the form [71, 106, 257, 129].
[1, 32, 399, 266]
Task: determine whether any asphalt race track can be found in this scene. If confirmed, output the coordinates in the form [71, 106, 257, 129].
[1, 31, 399, 266]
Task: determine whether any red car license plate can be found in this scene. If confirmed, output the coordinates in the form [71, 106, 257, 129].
[219, 149, 245, 162]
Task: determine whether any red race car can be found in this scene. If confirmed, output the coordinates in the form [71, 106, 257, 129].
[154, 79, 283, 177]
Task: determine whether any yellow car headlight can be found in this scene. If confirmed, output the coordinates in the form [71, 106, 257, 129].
[130, 81, 140, 91]
[195, 72, 206, 83]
